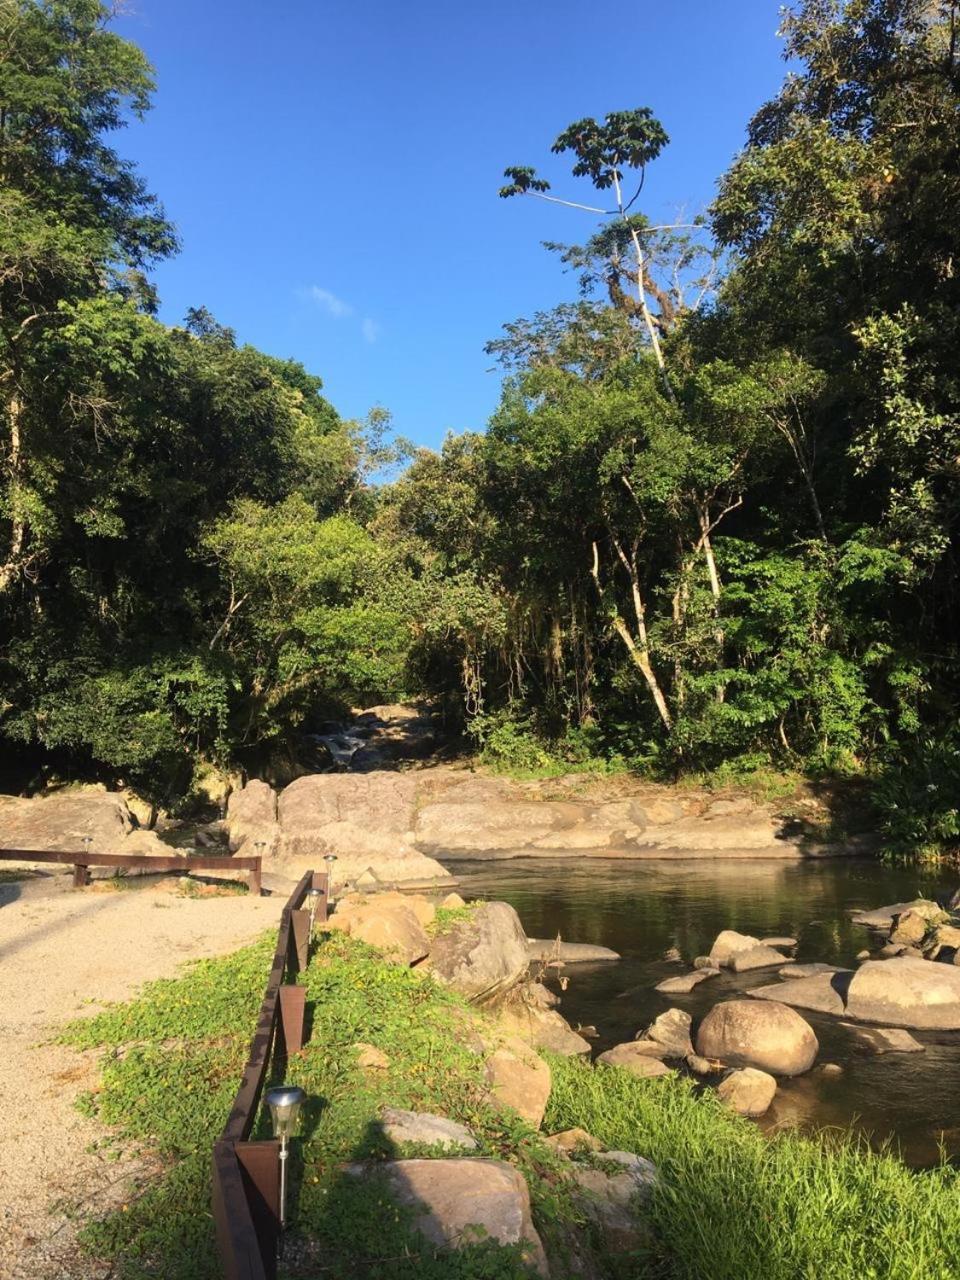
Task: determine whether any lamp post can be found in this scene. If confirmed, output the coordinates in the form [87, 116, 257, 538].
[323, 853, 337, 907]
[264, 1084, 306, 1254]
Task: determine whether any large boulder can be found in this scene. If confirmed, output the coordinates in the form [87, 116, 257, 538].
[845, 957, 960, 1029]
[346, 1158, 547, 1275]
[275, 773, 452, 887]
[328, 895, 430, 965]
[571, 1154, 657, 1252]
[414, 797, 590, 855]
[226, 779, 280, 856]
[425, 901, 529, 1001]
[0, 790, 168, 859]
[850, 899, 948, 929]
[716, 1068, 777, 1117]
[695, 999, 818, 1076]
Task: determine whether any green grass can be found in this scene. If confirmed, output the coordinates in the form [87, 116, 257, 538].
[63, 932, 960, 1280]
[63, 932, 574, 1279]
[547, 1056, 960, 1280]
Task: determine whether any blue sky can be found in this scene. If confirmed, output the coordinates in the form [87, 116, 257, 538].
[116, 1, 788, 450]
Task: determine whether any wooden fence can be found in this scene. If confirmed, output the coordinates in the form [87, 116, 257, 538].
[0, 847, 264, 894]
[212, 868, 327, 1280]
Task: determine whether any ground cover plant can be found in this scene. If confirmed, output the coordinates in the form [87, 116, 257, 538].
[64, 930, 960, 1280]
[548, 1056, 960, 1280]
[63, 933, 576, 1279]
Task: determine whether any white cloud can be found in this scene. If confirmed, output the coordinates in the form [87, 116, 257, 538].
[361, 317, 380, 344]
[307, 286, 353, 318]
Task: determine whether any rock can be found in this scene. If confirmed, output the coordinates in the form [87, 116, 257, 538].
[686, 1053, 722, 1074]
[415, 797, 590, 855]
[485, 1036, 552, 1128]
[839, 1023, 924, 1054]
[441, 892, 466, 909]
[761, 936, 798, 948]
[379, 1107, 478, 1151]
[355, 868, 382, 891]
[731, 944, 796, 973]
[709, 930, 761, 967]
[545, 1127, 603, 1154]
[226, 779, 280, 856]
[642, 1008, 694, 1058]
[663, 946, 683, 963]
[0, 790, 148, 856]
[781, 963, 843, 979]
[497, 998, 591, 1057]
[693, 955, 715, 970]
[571, 1155, 657, 1252]
[355, 1042, 390, 1071]
[851, 899, 948, 929]
[655, 969, 719, 993]
[526, 939, 621, 963]
[625, 1039, 674, 1060]
[845, 957, 960, 1029]
[346, 1159, 547, 1275]
[890, 909, 928, 947]
[856, 949, 872, 961]
[933, 924, 960, 951]
[596, 1043, 674, 1078]
[276, 773, 452, 886]
[426, 901, 529, 1002]
[329, 895, 431, 965]
[879, 943, 907, 958]
[695, 999, 818, 1076]
[818, 1062, 844, 1077]
[749, 972, 849, 1016]
[716, 1067, 777, 1117]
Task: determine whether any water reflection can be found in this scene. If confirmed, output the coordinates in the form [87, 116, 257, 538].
[448, 856, 959, 1166]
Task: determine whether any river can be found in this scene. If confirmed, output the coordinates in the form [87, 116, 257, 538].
[449, 855, 960, 1166]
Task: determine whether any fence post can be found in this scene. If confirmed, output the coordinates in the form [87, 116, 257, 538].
[289, 910, 310, 975]
[278, 984, 307, 1056]
[236, 1140, 281, 1279]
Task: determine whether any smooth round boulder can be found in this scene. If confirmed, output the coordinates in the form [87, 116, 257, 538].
[716, 1067, 777, 1117]
[695, 999, 818, 1076]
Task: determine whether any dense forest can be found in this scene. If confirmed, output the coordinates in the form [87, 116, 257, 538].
[2, 0, 959, 855]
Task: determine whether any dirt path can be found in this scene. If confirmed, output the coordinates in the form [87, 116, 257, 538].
[0, 873, 285, 1279]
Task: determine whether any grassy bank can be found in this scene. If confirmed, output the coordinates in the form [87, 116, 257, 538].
[64, 933, 960, 1279]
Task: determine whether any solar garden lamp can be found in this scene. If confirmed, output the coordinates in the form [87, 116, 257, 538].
[265, 1084, 306, 1249]
[306, 885, 324, 933]
[323, 853, 338, 905]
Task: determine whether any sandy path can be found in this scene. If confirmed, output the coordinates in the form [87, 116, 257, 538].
[0, 873, 286, 1280]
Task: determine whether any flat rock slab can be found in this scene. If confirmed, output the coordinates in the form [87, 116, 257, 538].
[379, 1107, 477, 1150]
[346, 1158, 547, 1275]
[526, 939, 621, 963]
[838, 1024, 925, 1054]
[850, 900, 945, 929]
[845, 957, 960, 1029]
[655, 969, 719, 994]
[750, 973, 850, 1017]
[596, 1043, 674, 1078]
[780, 963, 845, 979]
[731, 945, 795, 973]
[761, 936, 798, 948]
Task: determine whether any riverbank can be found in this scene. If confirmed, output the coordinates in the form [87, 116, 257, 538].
[55, 923, 960, 1280]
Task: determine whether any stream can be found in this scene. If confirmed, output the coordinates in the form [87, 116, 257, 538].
[449, 855, 960, 1166]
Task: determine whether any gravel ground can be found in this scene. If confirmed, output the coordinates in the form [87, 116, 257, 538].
[0, 872, 285, 1279]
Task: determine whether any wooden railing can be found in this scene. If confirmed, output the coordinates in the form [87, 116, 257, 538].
[0, 847, 264, 894]
[211, 868, 328, 1280]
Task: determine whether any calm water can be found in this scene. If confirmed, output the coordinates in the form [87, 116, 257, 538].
[449, 856, 960, 1166]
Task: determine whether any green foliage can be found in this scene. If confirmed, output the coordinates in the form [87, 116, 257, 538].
[66, 933, 567, 1279]
[548, 1055, 960, 1280]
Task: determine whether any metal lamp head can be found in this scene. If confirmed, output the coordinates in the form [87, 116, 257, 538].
[323, 854, 337, 867]
[265, 1085, 306, 1141]
[307, 887, 323, 902]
